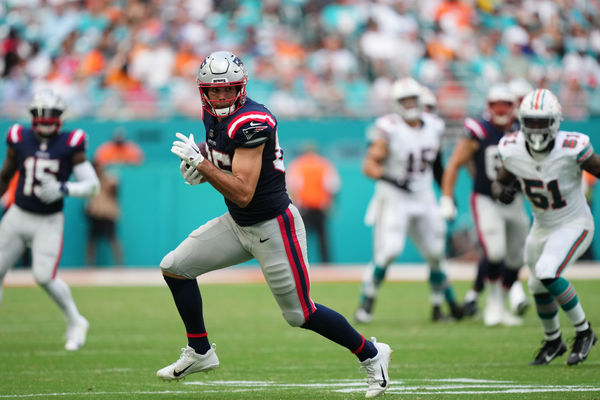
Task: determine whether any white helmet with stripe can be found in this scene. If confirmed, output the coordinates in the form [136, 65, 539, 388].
[518, 88, 562, 152]
[390, 77, 423, 121]
[29, 89, 66, 137]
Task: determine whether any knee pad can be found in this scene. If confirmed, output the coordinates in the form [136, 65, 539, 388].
[159, 252, 175, 272]
[33, 271, 53, 286]
[282, 310, 306, 327]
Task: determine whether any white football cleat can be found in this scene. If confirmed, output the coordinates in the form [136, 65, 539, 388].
[360, 339, 392, 398]
[501, 309, 523, 326]
[65, 316, 89, 351]
[509, 280, 530, 316]
[484, 281, 504, 327]
[354, 308, 373, 324]
[157, 345, 219, 380]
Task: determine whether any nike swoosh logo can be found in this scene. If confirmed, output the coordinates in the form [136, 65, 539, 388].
[379, 366, 387, 388]
[249, 121, 264, 126]
[173, 364, 192, 377]
[259, 238, 270, 243]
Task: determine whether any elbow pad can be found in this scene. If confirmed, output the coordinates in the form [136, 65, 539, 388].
[66, 161, 100, 198]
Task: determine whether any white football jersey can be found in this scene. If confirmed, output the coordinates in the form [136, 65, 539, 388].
[368, 111, 444, 195]
[498, 130, 594, 228]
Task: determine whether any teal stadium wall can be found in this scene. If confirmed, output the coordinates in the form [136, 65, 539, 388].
[1, 117, 600, 267]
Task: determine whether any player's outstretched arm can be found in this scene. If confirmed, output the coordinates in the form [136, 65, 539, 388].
[440, 138, 478, 220]
[491, 166, 518, 204]
[68, 153, 100, 198]
[362, 138, 388, 180]
[38, 152, 100, 204]
[581, 154, 600, 178]
[0, 148, 18, 197]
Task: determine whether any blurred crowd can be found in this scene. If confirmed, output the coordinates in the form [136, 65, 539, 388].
[2, 0, 600, 121]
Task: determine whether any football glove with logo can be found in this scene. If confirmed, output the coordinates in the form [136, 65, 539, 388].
[171, 132, 204, 168]
[180, 161, 204, 185]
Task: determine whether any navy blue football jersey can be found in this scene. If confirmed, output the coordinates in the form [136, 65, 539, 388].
[463, 117, 514, 197]
[6, 124, 87, 214]
[202, 97, 290, 226]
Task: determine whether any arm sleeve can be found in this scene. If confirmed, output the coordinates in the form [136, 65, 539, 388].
[65, 160, 100, 198]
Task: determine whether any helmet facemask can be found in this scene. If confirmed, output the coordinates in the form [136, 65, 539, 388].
[520, 116, 558, 152]
[198, 81, 246, 117]
[390, 78, 424, 122]
[196, 51, 248, 118]
[395, 95, 422, 121]
[486, 83, 516, 127]
[518, 88, 562, 153]
[29, 90, 66, 138]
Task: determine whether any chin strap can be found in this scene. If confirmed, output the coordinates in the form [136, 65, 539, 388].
[65, 160, 100, 198]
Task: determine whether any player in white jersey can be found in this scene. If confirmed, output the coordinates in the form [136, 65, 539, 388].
[355, 78, 463, 323]
[493, 88, 598, 365]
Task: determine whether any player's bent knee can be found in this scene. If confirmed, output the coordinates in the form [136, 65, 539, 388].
[159, 252, 175, 272]
[33, 273, 53, 286]
[282, 310, 306, 327]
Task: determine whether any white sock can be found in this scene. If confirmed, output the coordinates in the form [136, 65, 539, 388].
[41, 278, 81, 325]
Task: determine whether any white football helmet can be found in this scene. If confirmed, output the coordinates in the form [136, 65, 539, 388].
[29, 89, 66, 137]
[196, 51, 248, 117]
[390, 77, 423, 121]
[518, 88, 562, 152]
[486, 83, 516, 127]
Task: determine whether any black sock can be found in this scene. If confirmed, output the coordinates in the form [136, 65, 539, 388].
[301, 303, 377, 361]
[502, 264, 519, 289]
[163, 275, 211, 354]
[487, 261, 503, 281]
[474, 258, 488, 292]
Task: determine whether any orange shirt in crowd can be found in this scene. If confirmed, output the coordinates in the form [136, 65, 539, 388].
[286, 151, 341, 210]
[95, 140, 144, 166]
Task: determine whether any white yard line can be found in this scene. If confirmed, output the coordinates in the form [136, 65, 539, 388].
[1, 379, 599, 398]
[5, 262, 600, 287]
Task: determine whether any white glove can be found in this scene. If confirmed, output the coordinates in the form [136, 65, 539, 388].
[38, 180, 67, 204]
[440, 195, 457, 221]
[180, 160, 204, 185]
[171, 132, 204, 168]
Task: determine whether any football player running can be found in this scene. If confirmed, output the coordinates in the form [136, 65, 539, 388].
[441, 83, 530, 326]
[157, 51, 391, 398]
[0, 89, 99, 350]
[354, 78, 463, 323]
[493, 88, 598, 365]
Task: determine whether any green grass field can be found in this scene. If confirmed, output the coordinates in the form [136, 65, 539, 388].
[1, 280, 599, 400]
